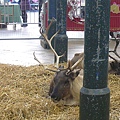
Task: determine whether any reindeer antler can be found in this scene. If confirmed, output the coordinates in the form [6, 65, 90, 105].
[65, 54, 84, 75]
[33, 52, 43, 66]
[33, 52, 59, 72]
[39, 18, 65, 68]
[70, 55, 84, 71]
[109, 38, 120, 59]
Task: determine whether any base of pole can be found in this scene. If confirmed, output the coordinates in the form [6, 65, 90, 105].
[80, 87, 110, 120]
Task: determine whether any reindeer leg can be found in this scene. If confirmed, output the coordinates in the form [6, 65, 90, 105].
[108, 36, 120, 74]
[114, 39, 120, 58]
[109, 55, 118, 62]
[114, 39, 119, 51]
[109, 39, 120, 58]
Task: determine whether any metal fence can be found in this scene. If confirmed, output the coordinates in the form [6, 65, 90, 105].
[0, 1, 41, 40]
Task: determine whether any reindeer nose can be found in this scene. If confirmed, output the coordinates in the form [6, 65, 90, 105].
[51, 94, 60, 102]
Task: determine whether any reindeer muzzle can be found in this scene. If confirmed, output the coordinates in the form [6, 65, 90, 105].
[51, 94, 61, 103]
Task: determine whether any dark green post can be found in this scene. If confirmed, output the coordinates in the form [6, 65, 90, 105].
[47, 0, 56, 48]
[48, 0, 56, 19]
[40, 0, 56, 49]
[38, 0, 43, 27]
[54, 0, 68, 62]
[80, 0, 110, 120]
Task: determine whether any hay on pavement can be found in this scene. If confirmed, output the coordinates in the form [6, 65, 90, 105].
[0, 64, 119, 120]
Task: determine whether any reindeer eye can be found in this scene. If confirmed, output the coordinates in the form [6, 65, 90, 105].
[64, 80, 69, 85]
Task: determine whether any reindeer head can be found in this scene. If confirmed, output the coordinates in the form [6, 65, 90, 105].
[48, 57, 83, 103]
[49, 68, 80, 102]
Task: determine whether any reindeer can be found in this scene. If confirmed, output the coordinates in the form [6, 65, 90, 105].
[47, 53, 120, 106]
[33, 18, 120, 106]
[48, 58, 84, 106]
[33, 18, 84, 105]
[68, 32, 120, 75]
[69, 31, 120, 75]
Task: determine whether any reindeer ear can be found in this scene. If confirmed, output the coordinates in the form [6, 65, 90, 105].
[69, 69, 80, 80]
[59, 65, 64, 69]
[67, 60, 72, 69]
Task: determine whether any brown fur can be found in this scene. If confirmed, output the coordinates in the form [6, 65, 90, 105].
[49, 53, 120, 106]
[49, 69, 83, 106]
[65, 75, 83, 105]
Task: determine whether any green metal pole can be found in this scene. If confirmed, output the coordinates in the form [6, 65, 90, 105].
[38, 0, 43, 27]
[40, 0, 56, 49]
[80, 0, 110, 120]
[54, 0, 68, 63]
[47, 0, 56, 49]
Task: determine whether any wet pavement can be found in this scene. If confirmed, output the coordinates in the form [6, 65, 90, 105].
[0, 11, 120, 66]
[0, 38, 84, 66]
[0, 37, 120, 66]
[0, 19, 85, 66]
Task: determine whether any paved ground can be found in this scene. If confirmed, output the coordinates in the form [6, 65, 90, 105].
[0, 38, 84, 66]
[0, 12, 120, 66]
[0, 37, 120, 66]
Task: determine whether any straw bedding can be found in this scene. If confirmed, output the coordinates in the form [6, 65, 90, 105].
[0, 64, 119, 120]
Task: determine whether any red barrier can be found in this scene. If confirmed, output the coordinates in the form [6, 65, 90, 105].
[43, 0, 120, 32]
[110, 0, 120, 32]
